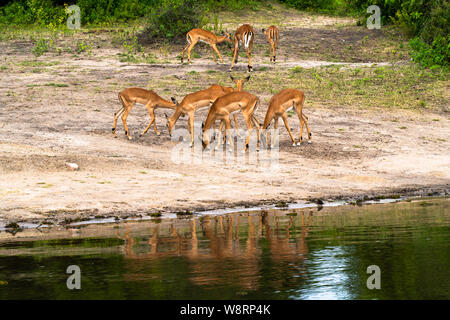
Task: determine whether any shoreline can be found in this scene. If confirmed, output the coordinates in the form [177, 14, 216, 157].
[1, 184, 448, 231]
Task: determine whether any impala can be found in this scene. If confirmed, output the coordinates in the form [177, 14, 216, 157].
[113, 88, 176, 140]
[229, 24, 255, 72]
[261, 88, 311, 147]
[262, 25, 279, 63]
[180, 28, 232, 64]
[166, 77, 249, 147]
[202, 91, 261, 152]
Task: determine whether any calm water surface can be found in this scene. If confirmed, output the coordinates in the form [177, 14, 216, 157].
[0, 198, 449, 299]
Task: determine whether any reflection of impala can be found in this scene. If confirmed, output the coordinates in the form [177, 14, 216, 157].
[180, 28, 232, 64]
[117, 210, 312, 291]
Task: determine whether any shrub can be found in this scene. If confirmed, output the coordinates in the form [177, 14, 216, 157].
[141, 0, 208, 41]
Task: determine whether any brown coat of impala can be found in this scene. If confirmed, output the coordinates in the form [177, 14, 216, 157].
[230, 24, 255, 72]
[166, 77, 250, 147]
[202, 91, 261, 152]
[113, 88, 176, 140]
[180, 28, 232, 64]
[262, 88, 311, 147]
[262, 25, 279, 63]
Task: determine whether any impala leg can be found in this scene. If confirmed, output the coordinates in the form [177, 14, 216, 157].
[244, 115, 253, 152]
[272, 117, 279, 148]
[273, 43, 277, 63]
[281, 113, 295, 146]
[225, 117, 234, 152]
[112, 107, 125, 138]
[212, 44, 223, 64]
[180, 42, 189, 64]
[215, 121, 224, 150]
[246, 46, 252, 72]
[187, 41, 197, 64]
[188, 112, 195, 147]
[233, 114, 242, 138]
[141, 106, 158, 136]
[302, 113, 312, 144]
[209, 44, 218, 64]
[121, 108, 132, 140]
[251, 115, 261, 151]
[230, 41, 239, 71]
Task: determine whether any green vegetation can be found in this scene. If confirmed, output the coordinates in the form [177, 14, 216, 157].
[279, 0, 449, 67]
[0, 1, 447, 67]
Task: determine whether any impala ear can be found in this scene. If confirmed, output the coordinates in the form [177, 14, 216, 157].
[262, 28, 265, 33]
[230, 75, 235, 82]
[245, 75, 250, 82]
[171, 97, 178, 105]
[201, 122, 204, 130]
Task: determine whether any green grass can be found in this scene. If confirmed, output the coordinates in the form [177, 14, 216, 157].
[44, 83, 69, 87]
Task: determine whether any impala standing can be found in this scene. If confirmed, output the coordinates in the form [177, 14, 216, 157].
[166, 77, 250, 147]
[202, 91, 261, 152]
[262, 25, 279, 63]
[229, 24, 255, 72]
[113, 88, 176, 140]
[262, 89, 311, 147]
[180, 28, 232, 64]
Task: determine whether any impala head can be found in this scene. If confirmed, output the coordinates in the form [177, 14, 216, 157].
[201, 122, 211, 149]
[164, 113, 173, 137]
[221, 30, 232, 43]
[230, 75, 250, 91]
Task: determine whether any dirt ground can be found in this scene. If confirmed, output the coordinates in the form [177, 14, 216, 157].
[0, 8, 449, 225]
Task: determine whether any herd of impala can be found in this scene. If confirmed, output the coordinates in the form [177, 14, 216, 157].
[112, 23, 312, 152]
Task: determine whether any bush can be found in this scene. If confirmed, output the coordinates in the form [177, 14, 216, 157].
[142, 0, 208, 41]
[409, 36, 449, 68]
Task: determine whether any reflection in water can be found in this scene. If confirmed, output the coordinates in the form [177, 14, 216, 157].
[0, 198, 449, 299]
[297, 247, 352, 300]
[116, 211, 312, 293]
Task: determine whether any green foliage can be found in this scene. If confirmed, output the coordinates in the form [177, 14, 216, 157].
[31, 38, 49, 56]
[409, 36, 449, 68]
[143, 0, 208, 40]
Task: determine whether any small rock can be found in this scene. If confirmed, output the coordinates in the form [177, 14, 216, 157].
[65, 162, 79, 171]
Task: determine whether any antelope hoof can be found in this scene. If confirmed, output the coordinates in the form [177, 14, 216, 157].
[308, 140, 312, 144]
[270, 144, 274, 149]
[128, 136, 133, 140]
[156, 132, 160, 136]
[296, 142, 301, 146]
[292, 142, 296, 146]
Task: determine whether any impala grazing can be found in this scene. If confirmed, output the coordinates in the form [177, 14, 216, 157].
[180, 28, 232, 64]
[202, 91, 261, 152]
[262, 25, 279, 63]
[262, 89, 311, 147]
[230, 24, 255, 72]
[113, 88, 176, 140]
[165, 84, 233, 147]
[166, 77, 250, 147]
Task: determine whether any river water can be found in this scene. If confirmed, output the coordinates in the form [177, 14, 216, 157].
[0, 198, 448, 299]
